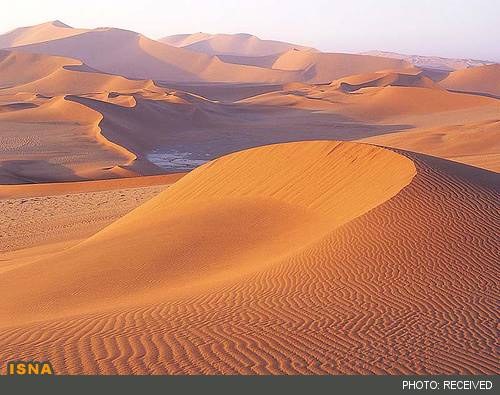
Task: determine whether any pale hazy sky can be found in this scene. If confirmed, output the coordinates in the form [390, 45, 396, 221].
[1, 0, 498, 61]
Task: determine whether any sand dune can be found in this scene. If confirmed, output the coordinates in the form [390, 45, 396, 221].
[1, 18, 498, 376]
[362, 120, 500, 172]
[362, 50, 494, 71]
[64, 87, 409, 175]
[0, 173, 183, 199]
[330, 69, 438, 92]
[240, 75, 499, 170]
[0, 49, 158, 96]
[0, 95, 153, 183]
[159, 32, 214, 47]
[270, 50, 410, 83]
[6, 27, 302, 83]
[0, 141, 498, 374]
[0, 20, 89, 48]
[242, 77, 496, 121]
[160, 32, 316, 56]
[0, 49, 80, 88]
[0, 49, 182, 183]
[0, 141, 417, 325]
[3, 53, 489, 182]
[336, 86, 496, 121]
[2, 22, 415, 84]
[440, 64, 500, 97]
[1, 48, 409, 183]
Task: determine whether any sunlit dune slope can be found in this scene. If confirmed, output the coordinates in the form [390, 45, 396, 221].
[0, 20, 89, 48]
[362, 120, 500, 173]
[339, 86, 496, 120]
[0, 142, 498, 374]
[160, 32, 213, 47]
[0, 141, 416, 325]
[440, 64, 500, 97]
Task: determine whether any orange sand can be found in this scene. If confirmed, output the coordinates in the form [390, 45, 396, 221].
[0, 141, 498, 374]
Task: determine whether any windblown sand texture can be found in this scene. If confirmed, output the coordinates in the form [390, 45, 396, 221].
[0, 141, 499, 374]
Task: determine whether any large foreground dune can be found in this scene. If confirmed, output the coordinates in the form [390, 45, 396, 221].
[0, 141, 498, 374]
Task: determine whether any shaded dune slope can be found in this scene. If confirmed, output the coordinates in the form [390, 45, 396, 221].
[0, 96, 136, 164]
[0, 51, 171, 182]
[0, 50, 80, 88]
[0, 141, 498, 374]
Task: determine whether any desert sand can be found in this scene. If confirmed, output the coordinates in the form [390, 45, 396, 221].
[440, 64, 500, 97]
[361, 50, 493, 71]
[0, 21, 407, 84]
[0, 141, 498, 374]
[160, 32, 317, 56]
[239, 69, 500, 171]
[0, 20, 499, 375]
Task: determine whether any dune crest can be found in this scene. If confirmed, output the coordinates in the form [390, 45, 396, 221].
[0, 141, 416, 325]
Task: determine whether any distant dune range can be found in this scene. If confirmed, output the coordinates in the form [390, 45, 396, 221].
[362, 50, 494, 71]
[0, 141, 498, 374]
[159, 32, 317, 56]
[0, 21, 408, 84]
[1, 41, 498, 184]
